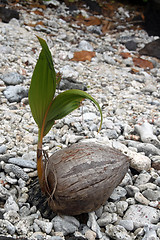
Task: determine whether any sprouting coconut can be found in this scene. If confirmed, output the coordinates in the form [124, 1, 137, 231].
[28, 37, 129, 215]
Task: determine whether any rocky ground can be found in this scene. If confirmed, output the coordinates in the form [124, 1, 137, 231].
[0, 0, 160, 239]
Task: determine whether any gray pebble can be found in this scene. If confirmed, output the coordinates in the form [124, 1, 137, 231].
[4, 163, 29, 181]
[142, 189, 160, 201]
[3, 210, 20, 224]
[105, 224, 132, 240]
[97, 212, 118, 226]
[135, 172, 151, 185]
[0, 144, 7, 154]
[116, 219, 134, 231]
[78, 40, 94, 51]
[103, 53, 116, 65]
[123, 205, 159, 228]
[110, 186, 127, 201]
[8, 157, 37, 169]
[134, 192, 150, 205]
[87, 212, 102, 239]
[4, 195, 19, 212]
[34, 219, 53, 234]
[5, 175, 17, 184]
[2, 72, 24, 85]
[116, 201, 128, 216]
[3, 85, 28, 103]
[104, 202, 117, 213]
[0, 219, 15, 234]
[125, 185, 139, 197]
[52, 215, 80, 235]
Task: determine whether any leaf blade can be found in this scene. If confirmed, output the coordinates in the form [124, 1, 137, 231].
[28, 37, 56, 128]
[44, 89, 103, 134]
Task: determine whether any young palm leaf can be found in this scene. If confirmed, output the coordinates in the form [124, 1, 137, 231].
[28, 36, 103, 188]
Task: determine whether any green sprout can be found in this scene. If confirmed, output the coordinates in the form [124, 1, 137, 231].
[28, 36, 103, 189]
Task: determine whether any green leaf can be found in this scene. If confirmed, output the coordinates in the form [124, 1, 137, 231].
[43, 89, 103, 135]
[28, 37, 56, 128]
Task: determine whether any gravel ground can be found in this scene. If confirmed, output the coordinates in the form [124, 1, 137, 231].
[0, 1, 160, 239]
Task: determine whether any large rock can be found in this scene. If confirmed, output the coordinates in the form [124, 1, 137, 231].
[43, 142, 129, 215]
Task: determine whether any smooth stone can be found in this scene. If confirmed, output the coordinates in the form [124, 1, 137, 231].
[123, 205, 159, 228]
[8, 158, 37, 169]
[116, 201, 128, 216]
[78, 40, 94, 51]
[3, 85, 28, 103]
[124, 40, 137, 51]
[109, 186, 127, 201]
[138, 183, 157, 191]
[97, 212, 118, 226]
[137, 143, 160, 156]
[60, 65, 79, 80]
[105, 224, 132, 240]
[84, 229, 96, 240]
[142, 189, 160, 201]
[3, 210, 20, 224]
[59, 79, 87, 91]
[34, 219, 53, 234]
[129, 151, 151, 172]
[2, 72, 24, 85]
[4, 195, 19, 212]
[116, 219, 134, 231]
[0, 219, 15, 234]
[142, 224, 158, 240]
[103, 53, 116, 65]
[135, 172, 151, 185]
[134, 121, 158, 143]
[134, 192, 150, 205]
[104, 202, 117, 213]
[87, 212, 102, 239]
[5, 175, 17, 184]
[0, 144, 7, 154]
[52, 215, 80, 235]
[4, 163, 29, 181]
[125, 185, 139, 197]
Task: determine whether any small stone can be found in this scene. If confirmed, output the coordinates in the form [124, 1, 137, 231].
[85, 229, 96, 240]
[125, 185, 139, 197]
[125, 40, 137, 51]
[3, 85, 28, 103]
[52, 215, 80, 235]
[105, 224, 132, 240]
[87, 212, 102, 239]
[142, 189, 160, 201]
[4, 163, 29, 181]
[109, 186, 127, 201]
[8, 157, 37, 169]
[3, 210, 20, 224]
[4, 195, 19, 212]
[142, 224, 158, 240]
[103, 53, 116, 65]
[0, 219, 15, 234]
[2, 72, 24, 85]
[104, 202, 117, 213]
[116, 201, 128, 216]
[5, 175, 17, 184]
[134, 192, 150, 205]
[129, 151, 151, 172]
[78, 40, 94, 51]
[123, 205, 159, 228]
[0, 144, 7, 154]
[60, 65, 79, 80]
[34, 219, 53, 234]
[0, 137, 6, 145]
[97, 212, 118, 226]
[116, 219, 134, 231]
[135, 172, 151, 185]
